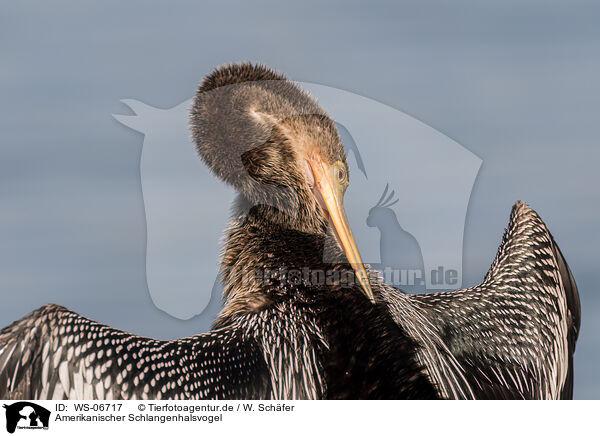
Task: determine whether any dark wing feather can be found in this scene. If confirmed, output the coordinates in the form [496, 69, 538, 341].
[550, 238, 580, 399]
[0, 304, 269, 400]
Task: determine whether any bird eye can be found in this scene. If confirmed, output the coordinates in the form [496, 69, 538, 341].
[336, 164, 347, 184]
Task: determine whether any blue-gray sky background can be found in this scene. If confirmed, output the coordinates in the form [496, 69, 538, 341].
[1, 1, 598, 398]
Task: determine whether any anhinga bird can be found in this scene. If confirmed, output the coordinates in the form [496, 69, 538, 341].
[196, 64, 581, 400]
[0, 63, 439, 400]
[0, 63, 580, 400]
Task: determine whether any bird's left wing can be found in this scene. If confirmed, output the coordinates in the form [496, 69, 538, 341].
[410, 202, 580, 399]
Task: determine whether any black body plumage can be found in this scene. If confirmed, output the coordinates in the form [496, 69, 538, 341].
[0, 63, 580, 400]
[0, 225, 437, 400]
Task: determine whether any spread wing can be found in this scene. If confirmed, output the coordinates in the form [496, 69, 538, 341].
[411, 201, 580, 399]
[0, 304, 269, 400]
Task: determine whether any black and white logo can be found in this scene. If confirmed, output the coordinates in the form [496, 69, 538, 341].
[2, 402, 50, 433]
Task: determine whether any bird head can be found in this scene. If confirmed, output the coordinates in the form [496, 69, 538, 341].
[190, 62, 374, 302]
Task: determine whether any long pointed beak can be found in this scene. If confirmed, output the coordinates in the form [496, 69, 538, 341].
[309, 159, 375, 303]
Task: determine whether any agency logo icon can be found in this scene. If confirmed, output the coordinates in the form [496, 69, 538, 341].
[2, 402, 50, 433]
[113, 81, 481, 319]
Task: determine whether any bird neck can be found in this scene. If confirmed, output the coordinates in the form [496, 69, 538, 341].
[216, 194, 348, 322]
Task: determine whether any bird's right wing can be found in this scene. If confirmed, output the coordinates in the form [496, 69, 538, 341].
[0, 304, 269, 400]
